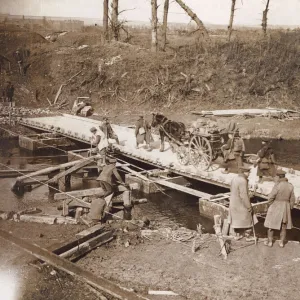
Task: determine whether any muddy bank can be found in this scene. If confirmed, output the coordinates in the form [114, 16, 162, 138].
[78, 220, 300, 300]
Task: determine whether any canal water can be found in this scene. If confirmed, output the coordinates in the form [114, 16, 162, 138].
[0, 137, 300, 241]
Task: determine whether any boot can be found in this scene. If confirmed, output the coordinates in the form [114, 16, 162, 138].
[264, 229, 273, 247]
[279, 223, 287, 248]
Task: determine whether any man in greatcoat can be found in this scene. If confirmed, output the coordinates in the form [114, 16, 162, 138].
[135, 115, 152, 150]
[229, 166, 258, 240]
[264, 169, 295, 248]
[256, 139, 276, 182]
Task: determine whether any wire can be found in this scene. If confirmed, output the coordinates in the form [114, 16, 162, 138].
[0, 161, 198, 250]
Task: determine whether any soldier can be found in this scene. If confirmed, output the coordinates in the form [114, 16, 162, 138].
[135, 115, 152, 150]
[229, 166, 258, 240]
[264, 169, 295, 248]
[101, 117, 120, 145]
[221, 129, 245, 174]
[96, 157, 126, 197]
[256, 139, 276, 182]
[5, 81, 15, 107]
[90, 126, 108, 168]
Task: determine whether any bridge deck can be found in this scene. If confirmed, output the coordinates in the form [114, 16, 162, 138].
[18, 114, 300, 205]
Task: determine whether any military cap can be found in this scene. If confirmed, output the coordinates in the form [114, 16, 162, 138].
[239, 166, 251, 172]
[276, 169, 286, 176]
[90, 127, 97, 132]
[108, 158, 117, 163]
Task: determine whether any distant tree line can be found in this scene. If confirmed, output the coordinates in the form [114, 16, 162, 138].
[102, 0, 273, 49]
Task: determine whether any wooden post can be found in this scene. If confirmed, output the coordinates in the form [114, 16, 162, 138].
[213, 215, 228, 259]
[151, 0, 158, 52]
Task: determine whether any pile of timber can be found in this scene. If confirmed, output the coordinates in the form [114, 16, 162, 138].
[192, 108, 300, 119]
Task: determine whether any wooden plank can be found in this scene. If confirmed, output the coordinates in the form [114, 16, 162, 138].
[0, 229, 149, 300]
[156, 179, 211, 199]
[54, 183, 139, 201]
[213, 215, 228, 259]
[48, 157, 95, 184]
[76, 224, 105, 239]
[15, 159, 84, 184]
[60, 231, 113, 261]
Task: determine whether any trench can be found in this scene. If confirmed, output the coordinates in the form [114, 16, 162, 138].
[0, 135, 300, 242]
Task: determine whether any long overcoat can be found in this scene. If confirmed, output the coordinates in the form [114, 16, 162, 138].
[135, 118, 151, 144]
[264, 178, 295, 230]
[229, 174, 258, 228]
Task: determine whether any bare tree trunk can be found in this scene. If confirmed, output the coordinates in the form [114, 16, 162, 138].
[151, 0, 158, 52]
[161, 0, 169, 51]
[111, 0, 119, 41]
[103, 0, 109, 40]
[228, 0, 236, 41]
[174, 0, 209, 39]
[262, 0, 270, 36]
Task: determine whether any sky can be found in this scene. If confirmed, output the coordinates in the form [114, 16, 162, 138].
[1, 0, 300, 26]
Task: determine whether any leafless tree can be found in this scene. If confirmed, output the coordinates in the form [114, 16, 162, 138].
[103, 0, 109, 40]
[228, 0, 236, 41]
[161, 0, 169, 51]
[111, 0, 119, 41]
[151, 0, 158, 52]
[174, 0, 209, 39]
[262, 0, 270, 35]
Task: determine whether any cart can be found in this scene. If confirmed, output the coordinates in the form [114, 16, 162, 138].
[162, 126, 224, 171]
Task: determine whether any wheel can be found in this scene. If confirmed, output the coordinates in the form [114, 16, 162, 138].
[189, 136, 213, 170]
[177, 145, 189, 165]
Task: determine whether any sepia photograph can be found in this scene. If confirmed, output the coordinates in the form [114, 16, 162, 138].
[0, 0, 299, 299]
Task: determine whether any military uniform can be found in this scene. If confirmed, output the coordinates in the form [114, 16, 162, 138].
[96, 158, 125, 197]
[221, 131, 245, 173]
[135, 116, 152, 148]
[264, 169, 295, 247]
[101, 118, 119, 144]
[257, 142, 276, 179]
[229, 171, 258, 229]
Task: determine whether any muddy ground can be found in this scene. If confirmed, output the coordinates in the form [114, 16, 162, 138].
[0, 217, 300, 300]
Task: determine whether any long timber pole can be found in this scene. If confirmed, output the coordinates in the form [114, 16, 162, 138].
[0, 229, 149, 300]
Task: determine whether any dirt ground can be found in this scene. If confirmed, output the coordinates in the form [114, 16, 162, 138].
[0, 220, 113, 300]
[1, 218, 299, 300]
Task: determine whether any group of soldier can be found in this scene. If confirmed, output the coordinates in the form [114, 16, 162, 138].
[89, 115, 297, 247]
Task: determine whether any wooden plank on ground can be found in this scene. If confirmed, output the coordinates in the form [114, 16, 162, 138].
[76, 224, 105, 239]
[0, 229, 149, 300]
[60, 231, 113, 261]
[156, 179, 211, 199]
